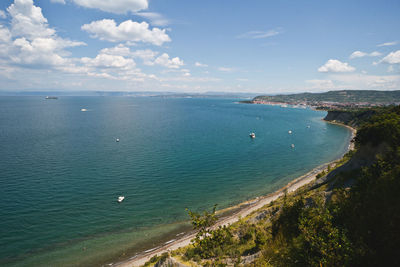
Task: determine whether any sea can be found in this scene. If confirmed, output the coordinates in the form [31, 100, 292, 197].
[0, 96, 352, 266]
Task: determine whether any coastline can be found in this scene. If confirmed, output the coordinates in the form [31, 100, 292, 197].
[113, 121, 356, 267]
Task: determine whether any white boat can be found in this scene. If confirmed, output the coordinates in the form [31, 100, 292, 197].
[291, 144, 295, 148]
[116, 138, 120, 142]
[288, 130, 292, 134]
[118, 196, 125, 203]
[249, 132, 256, 138]
[80, 108, 87, 112]
[307, 125, 311, 128]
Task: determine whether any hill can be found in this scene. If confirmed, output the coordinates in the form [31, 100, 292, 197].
[252, 90, 400, 107]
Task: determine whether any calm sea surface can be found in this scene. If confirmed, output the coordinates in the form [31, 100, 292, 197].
[0, 97, 351, 266]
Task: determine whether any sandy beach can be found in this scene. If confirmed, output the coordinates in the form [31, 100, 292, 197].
[113, 121, 356, 267]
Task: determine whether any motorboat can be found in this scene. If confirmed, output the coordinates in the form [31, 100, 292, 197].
[118, 196, 125, 203]
[288, 130, 292, 134]
[249, 132, 256, 138]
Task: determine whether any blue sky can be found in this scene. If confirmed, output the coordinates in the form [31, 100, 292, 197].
[0, 0, 399, 93]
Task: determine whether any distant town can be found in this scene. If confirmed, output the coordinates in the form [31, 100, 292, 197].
[246, 90, 400, 110]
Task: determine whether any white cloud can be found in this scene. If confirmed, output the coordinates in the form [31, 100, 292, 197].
[330, 73, 400, 90]
[131, 49, 158, 65]
[50, 0, 65, 4]
[0, 25, 11, 42]
[318, 59, 355, 73]
[99, 43, 133, 57]
[350, 50, 382, 59]
[0, 10, 6, 19]
[195, 62, 208, 67]
[370, 51, 382, 57]
[72, 0, 148, 14]
[0, 0, 85, 69]
[377, 41, 397, 47]
[98, 44, 184, 70]
[7, 0, 55, 39]
[81, 53, 135, 69]
[81, 19, 170, 46]
[153, 53, 184, 68]
[350, 51, 366, 58]
[136, 12, 169, 26]
[381, 50, 400, 64]
[12, 37, 67, 66]
[99, 44, 159, 65]
[237, 29, 281, 39]
[218, 67, 234, 72]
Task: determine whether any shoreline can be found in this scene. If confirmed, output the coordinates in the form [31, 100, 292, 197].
[114, 121, 356, 267]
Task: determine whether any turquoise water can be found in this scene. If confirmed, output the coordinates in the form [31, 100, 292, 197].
[0, 97, 351, 266]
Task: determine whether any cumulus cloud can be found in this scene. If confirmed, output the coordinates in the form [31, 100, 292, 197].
[195, 62, 208, 67]
[131, 49, 158, 65]
[236, 29, 281, 39]
[96, 44, 185, 70]
[7, 0, 55, 38]
[377, 41, 397, 47]
[12, 37, 67, 66]
[72, 0, 148, 14]
[99, 43, 133, 57]
[153, 53, 184, 68]
[50, 0, 65, 4]
[81, 19, 170, 46]
[381, 50, 400, 64]
[0, 10, 6, 19]
[0, 25, 11, 42]
[0, 0, 85, 69]
[318, 59, 355, 73]
[350, 50, 382, 59]
[81, 53, 135, 69]
[136, 12, 169, 26]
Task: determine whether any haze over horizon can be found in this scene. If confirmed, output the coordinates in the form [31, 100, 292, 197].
[0, 0, 399, 94]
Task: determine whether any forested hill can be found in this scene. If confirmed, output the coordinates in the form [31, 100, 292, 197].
[253, 90, 400, 104]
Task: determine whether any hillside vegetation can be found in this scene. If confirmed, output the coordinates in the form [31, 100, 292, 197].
[253, 90, 400, 104]
[146, 106, 400, 267]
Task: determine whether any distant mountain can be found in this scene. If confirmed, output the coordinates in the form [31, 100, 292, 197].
[253, 90, 400, 104]
[0, 91, 258, 99]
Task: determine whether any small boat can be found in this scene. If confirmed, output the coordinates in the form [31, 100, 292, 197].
[80, 108, 87, 112]
[118, 196, 125, 203]
[45, 96, 58, 99]
[307, 125, 310, 128]
[116, 138, 120, 142]
[288, 130, 292, 134]
[291, 144, 295, 148]
[249, 132, 256, 138]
